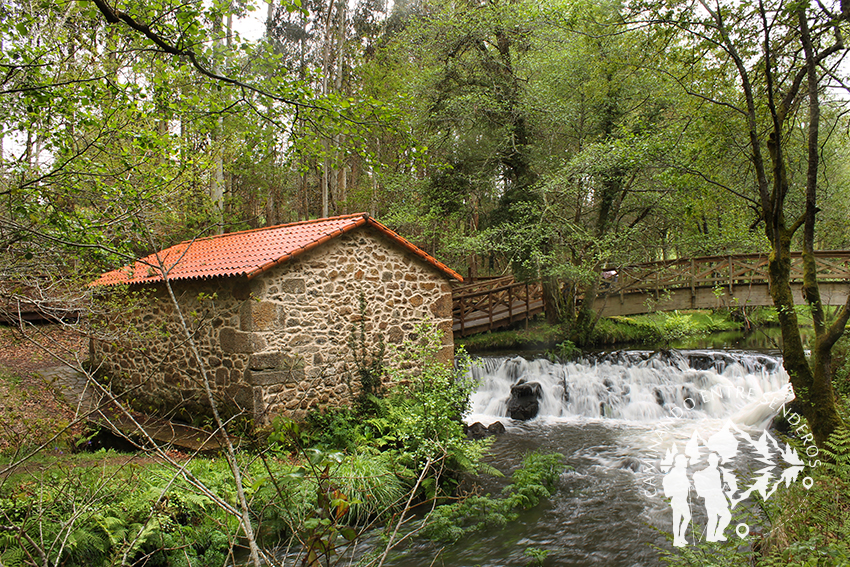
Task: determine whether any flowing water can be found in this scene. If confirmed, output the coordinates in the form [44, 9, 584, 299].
[379, 349, 793, 567]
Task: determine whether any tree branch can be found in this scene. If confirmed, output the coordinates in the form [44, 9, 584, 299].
[89, 0, 317, 111]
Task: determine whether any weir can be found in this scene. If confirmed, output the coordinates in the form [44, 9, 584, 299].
[467, 350, 791, 425]
[371, 349, 798, 566]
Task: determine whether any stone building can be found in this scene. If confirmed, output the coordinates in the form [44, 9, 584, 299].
[90, 213, 462, 423]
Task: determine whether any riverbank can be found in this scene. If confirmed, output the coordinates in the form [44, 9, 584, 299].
[3, 321, 848, 567]
[458, 308, 759, 353]
[1, 322, 552, 567]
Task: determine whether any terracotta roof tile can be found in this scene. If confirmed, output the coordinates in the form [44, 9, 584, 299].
[90, 213, 463, 286]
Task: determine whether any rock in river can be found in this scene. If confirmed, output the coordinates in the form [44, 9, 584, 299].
[507, 381, 542, 421]
[465, 420, 507, 439]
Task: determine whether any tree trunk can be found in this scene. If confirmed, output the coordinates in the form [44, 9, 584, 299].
[209, 14, 226, 232]
[542, 277, 563, 325]
[768, 240, 844, 447]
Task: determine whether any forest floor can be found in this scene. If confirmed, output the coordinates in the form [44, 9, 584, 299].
[0, 324, 192, 470]
[0, 324, 87, 453]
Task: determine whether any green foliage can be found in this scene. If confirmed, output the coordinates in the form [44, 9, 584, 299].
[590, 310, 740, 346]
[421, 451, 566, 544]
[547, 340, 580, 363]
[332, 452, 409, 525]
[301, 407, 363, 452]
[458, 322, 567, 352]
[820, 427, 850, 482]
[384, 321, 482, 471]
[0, 442, 418, 567]
[524, 547, 550, 567]
[0, 457, 237, 567]
[656, 538, 753, 567]
[832, 335, 850, 399]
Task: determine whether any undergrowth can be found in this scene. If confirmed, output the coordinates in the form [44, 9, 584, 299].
[421, 451, 567, 544]
[591, 310, 740, 346]
[0, 321, 504, 566]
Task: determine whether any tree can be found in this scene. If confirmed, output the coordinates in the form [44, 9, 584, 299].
[641, 0, 850, 445]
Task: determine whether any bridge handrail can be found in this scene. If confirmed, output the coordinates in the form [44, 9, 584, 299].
[602, 251, 850, 296]
[452, 275, 514, 295]
[452, 278, 543, 335]
[603, 250, 850, 271]
[453, 281, 535, 301]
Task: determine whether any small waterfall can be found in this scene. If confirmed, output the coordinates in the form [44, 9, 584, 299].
[467, 350, 790, 425]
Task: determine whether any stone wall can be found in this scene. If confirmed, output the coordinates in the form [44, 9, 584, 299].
[244, 229, 454, 419]
[91, 278, 253, 420]
[91, 226, 455, 424]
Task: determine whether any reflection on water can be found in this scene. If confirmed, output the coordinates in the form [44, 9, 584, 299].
[660, 326, 809, 351]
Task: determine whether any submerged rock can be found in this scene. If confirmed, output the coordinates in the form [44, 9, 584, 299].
[507, 381, 542, 420]
[466, 421, 489, 439]
[466, 420, 507, 439]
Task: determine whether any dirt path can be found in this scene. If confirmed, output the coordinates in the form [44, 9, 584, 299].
[0, 324, 88, 452]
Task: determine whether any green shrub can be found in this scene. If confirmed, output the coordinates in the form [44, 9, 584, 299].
[421, 451, 566, 544]
[332, 451, 410, 525]
[832, 335, 850, 398]
[301, 406, 361, 452]
[384, 322, 484, 472]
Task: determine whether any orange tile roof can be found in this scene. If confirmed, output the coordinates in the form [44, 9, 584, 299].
[90, 213, 463, 287]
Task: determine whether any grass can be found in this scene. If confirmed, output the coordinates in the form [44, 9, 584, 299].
[590, 310, 742, 346]
[458, 309, 752, 351]
[457, 321, 565, 352]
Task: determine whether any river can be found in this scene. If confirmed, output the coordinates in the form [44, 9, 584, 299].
[379, 347, 795, 566]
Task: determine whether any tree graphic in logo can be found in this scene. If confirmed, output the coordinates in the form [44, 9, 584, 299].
[659, 420, 806, 547]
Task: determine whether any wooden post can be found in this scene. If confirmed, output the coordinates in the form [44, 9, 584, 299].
[728, 255, 733, 295]
[459, 297, 465, 337]
[655, 268, 659, 300]
[508, 285, 513, 323]
[488, 291, 494, 330]
[690, 258, 696, 308]
[525, 283, 530, 330]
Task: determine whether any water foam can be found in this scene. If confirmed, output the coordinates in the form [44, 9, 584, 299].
[467, 350, 790, 426]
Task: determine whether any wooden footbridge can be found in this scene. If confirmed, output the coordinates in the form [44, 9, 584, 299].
[451, 251, 850, 335]
[452, 276, 544, 337]
[594, 251, 850, 317]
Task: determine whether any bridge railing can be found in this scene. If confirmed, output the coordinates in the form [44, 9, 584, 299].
[603, 251, 850, 296]
[452, 277, 543, 336]
[452, 275, 515, 296]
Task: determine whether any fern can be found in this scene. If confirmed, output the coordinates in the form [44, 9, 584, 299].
[61, 522, 111, 566]
[1, 546, 30, 567]
[421, 451, 567, 544]
[821, 427, 850, 481]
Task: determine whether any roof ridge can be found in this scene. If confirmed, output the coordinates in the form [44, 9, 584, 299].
[181, 213, 369, 244]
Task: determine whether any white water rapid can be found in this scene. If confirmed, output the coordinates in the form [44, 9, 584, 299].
[350, 350, 796, 567]
[467, 350, 791, 427]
